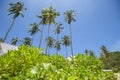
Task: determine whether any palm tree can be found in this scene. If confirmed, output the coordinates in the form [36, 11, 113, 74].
[44, 6, 60, 54]
[23, 37, 32, 46]
[54, 23, 63, 54]
[3, 2, 26, 42]
[54, 41, 61, 54]
[64, 10, 76, 56]
[55, 23, 63, 41]
[28, 22, 40, 45]
[101, 45, 110, 57]
[62, 35, 71, 58]
[46, 36, 55, 54]
[11, 37, 19, 45]
[37, 8, 48, 48]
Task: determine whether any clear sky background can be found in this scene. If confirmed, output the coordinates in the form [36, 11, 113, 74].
[0, 0, 120, 56]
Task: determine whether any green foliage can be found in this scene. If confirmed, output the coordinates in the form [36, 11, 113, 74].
[0, 45, 116, 79]
[8, 2, 26, 19]
[111, 51, 120, 72]
[100, 45, 120, 72]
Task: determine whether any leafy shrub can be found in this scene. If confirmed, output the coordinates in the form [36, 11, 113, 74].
[0, 45, 116, 80]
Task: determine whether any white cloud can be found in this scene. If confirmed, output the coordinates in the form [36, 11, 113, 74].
[110, 40, 120, 51]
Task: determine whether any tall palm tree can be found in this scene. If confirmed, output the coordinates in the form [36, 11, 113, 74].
[11, 37, 19, 45]
[28, 22, 40, 45]
[3, 2, 26, 42]
[37, 8, 48, 48]
[64, 10, 76, 56]
[54, 23, 63, 54]
[54, 41, 61, 54]
[46, 36, 55, 54]
[23, 37, 32, 46]
[62, 35, 71, 58]
[44, 6, 60, 54]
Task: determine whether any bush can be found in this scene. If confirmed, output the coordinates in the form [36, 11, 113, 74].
[0, 45, 116, 80]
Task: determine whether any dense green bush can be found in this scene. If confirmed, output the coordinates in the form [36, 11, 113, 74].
[0, 45, 116, 80]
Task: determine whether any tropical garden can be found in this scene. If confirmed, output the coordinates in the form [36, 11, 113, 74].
[0, 1, 120, 80]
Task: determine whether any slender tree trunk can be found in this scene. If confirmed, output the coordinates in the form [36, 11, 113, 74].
[3, 18, 16, 42]
[66, 46, 68, 58]
[69, 24, 74, 56]
[45, 25, 50, 54]
[57, 33, 58, 41]
[39, 26, 44, 48]
[48, 47, 50, 54]
[31, 35, 34, 45]
[56, 32, 59, 54]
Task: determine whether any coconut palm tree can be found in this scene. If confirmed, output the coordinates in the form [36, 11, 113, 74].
[44, 6, 60, 54]
[62, 35, 71, 58]
[101, 45, 110, 57]
[23, 37, 32, 46]
[64, 10, 76, 56]
[3, 2, 26, 42]
[37, 8, 48, 48]
[28, 22, 40, 45]
[46, 36, 55, 54]
[11, 37, 19, 45]
[54, 41, 61, 54]
[55, 23, 63, 41]
[54, 23, 63, 54]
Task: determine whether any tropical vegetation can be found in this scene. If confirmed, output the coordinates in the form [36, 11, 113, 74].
[0, 45, 116, 80]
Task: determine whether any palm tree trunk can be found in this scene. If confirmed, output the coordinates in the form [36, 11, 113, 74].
[57, 33, 58, 41]
[45, 25, 50, 54]
[3, 18, 16, 42]
[56, 33, 59, 54]
[69, 24, 74, 56]
[48, 47, 50, 54]
[39, 26, 44, 48]
[31, 35, 34, 45]
[66, 46, 68, 58]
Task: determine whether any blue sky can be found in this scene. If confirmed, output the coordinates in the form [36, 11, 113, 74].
[0, 0, 120, 56]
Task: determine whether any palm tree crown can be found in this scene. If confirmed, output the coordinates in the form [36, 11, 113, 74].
[37, 8, 48, 25]
[46, 37, 55, 48]
[28, 23, 40, 36]
[9, 2, 26, 19]
[55, 23, 63, 35]
[62, 35, 71, 47]
[64, 10, 76, 24]
[54, 41, 61, 54]
[11, 37, 19, 45]
[46, 6, 60, 25]
[23, 37, 32, 46]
